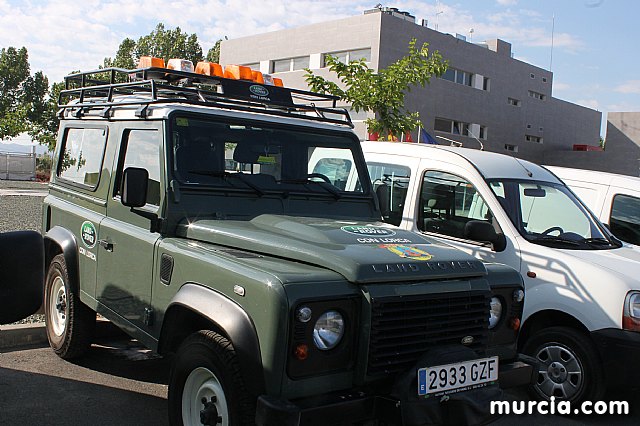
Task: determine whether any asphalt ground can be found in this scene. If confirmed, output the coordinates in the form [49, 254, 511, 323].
[1, 179, 639, 425]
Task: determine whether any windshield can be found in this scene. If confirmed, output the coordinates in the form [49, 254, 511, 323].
[489, 180, 619, 250]
[170, 115, 367, 197]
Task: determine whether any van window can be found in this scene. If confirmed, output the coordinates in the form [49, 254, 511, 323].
[610, 194, 640, 245]
[419, 171, 495, 240]
[57, 127, 107, 189]
[367, 163, 411, 226]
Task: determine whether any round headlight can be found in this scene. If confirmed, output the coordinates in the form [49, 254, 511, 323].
[313, 310, 345, 350]
[489, 297, 503, 329]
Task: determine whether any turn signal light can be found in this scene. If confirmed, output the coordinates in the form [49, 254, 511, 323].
[294, 344, 308, 360]
[251, 70, 264, 84]
[509, 317, 521, 331]
[273, 77, 284, 87]
[623, 315, 640, 331]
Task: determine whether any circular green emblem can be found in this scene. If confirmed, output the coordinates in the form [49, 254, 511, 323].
[81, 221, 97, 248]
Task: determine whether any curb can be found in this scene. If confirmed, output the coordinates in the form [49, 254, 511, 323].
[0, 319, 123, 351]
[0, 323, 47, 350]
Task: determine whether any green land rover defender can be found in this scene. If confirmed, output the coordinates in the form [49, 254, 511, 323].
[42, 64, 534, 425]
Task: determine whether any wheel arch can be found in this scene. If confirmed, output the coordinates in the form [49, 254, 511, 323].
[518, 309, 591, 350]
[44, 226, 80, 294]
[158, 283, 266, 396]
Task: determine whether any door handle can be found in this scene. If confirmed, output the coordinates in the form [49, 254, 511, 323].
[97, 239, 114, 252]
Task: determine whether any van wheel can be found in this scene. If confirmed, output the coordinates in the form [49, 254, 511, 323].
[168, 330, 254, 426]
[522, 326, 605, 404]
[44, 254, 95, 359]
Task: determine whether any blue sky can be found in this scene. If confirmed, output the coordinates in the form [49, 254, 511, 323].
[1, 0, 638, 137]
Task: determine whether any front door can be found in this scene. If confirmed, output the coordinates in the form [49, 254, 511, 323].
[96, 127, 163, 334]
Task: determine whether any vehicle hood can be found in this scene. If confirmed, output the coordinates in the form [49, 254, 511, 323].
[176, 214, 486, 283]
[566, 245, 640, 283]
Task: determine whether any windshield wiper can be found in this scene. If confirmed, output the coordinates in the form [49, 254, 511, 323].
[582, 237, 616, 247]
[188, 170, 264, 196]
[279, 178, 342, 200]
[527, 235, 582, 247]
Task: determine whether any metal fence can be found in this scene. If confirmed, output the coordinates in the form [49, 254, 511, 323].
[0, 151, 36, 181]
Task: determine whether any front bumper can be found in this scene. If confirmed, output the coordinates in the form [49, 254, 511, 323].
[591, 328, 640, 387]
[256, 356, 536, 426]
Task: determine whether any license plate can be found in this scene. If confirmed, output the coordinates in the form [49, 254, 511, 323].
[418, 356, 498, 396]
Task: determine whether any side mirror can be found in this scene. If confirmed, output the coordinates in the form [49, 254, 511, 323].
[122, 167, 149, 208]
[0, 231, 44, 324]
[464, 220, 507, 252]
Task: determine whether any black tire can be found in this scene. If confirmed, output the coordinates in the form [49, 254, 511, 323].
[44, 254, 95, 359]
[168, 330, 254, 426]
[522, 326, 605, 404]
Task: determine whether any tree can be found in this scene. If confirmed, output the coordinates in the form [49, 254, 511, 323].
[0, 47, 31, 139]
[134, 23, 203, 66]
[206, 39, 223, 63]
[103, 38, 136, 69]
[305, 39, 448, 139]
[29, 81, 63, 151]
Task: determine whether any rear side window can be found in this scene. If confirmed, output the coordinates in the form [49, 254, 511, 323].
[610, 194, 640, 245]
[57, 127, 107, 189]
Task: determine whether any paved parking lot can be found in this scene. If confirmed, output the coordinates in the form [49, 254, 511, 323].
[0, 332, 637, 426]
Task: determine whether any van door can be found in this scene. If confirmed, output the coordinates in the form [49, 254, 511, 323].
[408, 162, 522, 270]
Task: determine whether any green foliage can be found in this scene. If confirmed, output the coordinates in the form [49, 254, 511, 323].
[305, 39, 447, 139]
[134, 23, 203, 65]
[599, 136, 605, 149]
[206, 39, 222, 63]
[29, 81, 63, 151]
[103, 38, 136, 69]
[0, 47, 31, 139]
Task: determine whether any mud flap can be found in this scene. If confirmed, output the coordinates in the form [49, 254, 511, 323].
[390, 346, 503, 426]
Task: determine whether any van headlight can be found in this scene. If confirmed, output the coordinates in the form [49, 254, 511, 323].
[489, 297, 503, 329]
[313, 310, 344, 350]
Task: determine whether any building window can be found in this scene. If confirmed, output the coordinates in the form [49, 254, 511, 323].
[440, 67, 475, 88]
[504, 144, 518, 152]
[530, 73, 535, 79]
[542, 77, 547, 83]
[525, 134, 543, 144]
[434, 117, 486, 139]
[508, 97, 521, 107]
[483, 77, 490, 91]
[272, 56, 309, 73]
[528, 90, 546, 101]
[323, 48, 371, 66]
[526, 124, 532, 129]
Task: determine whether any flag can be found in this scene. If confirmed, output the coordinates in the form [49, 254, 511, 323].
[419, 128, 438, 144]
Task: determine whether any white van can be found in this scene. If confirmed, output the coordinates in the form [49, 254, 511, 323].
[545, 166, 640, 248]
[353, 141, 640, 405]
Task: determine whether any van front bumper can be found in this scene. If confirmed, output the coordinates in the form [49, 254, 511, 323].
[591, 328, 640, 387]
[255, 356, 536, 426]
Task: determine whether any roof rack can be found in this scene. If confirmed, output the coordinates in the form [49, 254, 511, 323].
[58, 67, 353, 127]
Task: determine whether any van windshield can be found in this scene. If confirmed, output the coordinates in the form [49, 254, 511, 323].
[488, 180, 620, 250]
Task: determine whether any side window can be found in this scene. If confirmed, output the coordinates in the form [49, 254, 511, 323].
[117, 130, 161, 206]
[610, 194, 640, 245]
[57, 127, 107, 188]
[419, 171, 494, 240]
[367, 162, 411, 226]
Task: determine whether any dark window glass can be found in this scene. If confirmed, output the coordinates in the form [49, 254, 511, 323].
[367, 162, 411, 226]
[610, 194, 640, 245]
[442, 68, 455, 82]
[58, 127, 107, 188]
[434, 118, 451, 132]
[117, 130, 161, 206]
[419, 170, 494, 240]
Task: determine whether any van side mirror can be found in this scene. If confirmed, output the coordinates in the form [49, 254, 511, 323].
[0, 231, 44, 324]
[464, 220, 507, 252]
[122, 167, 149, 208]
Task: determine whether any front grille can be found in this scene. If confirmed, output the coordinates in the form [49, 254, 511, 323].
[367, 291, 490, 375]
